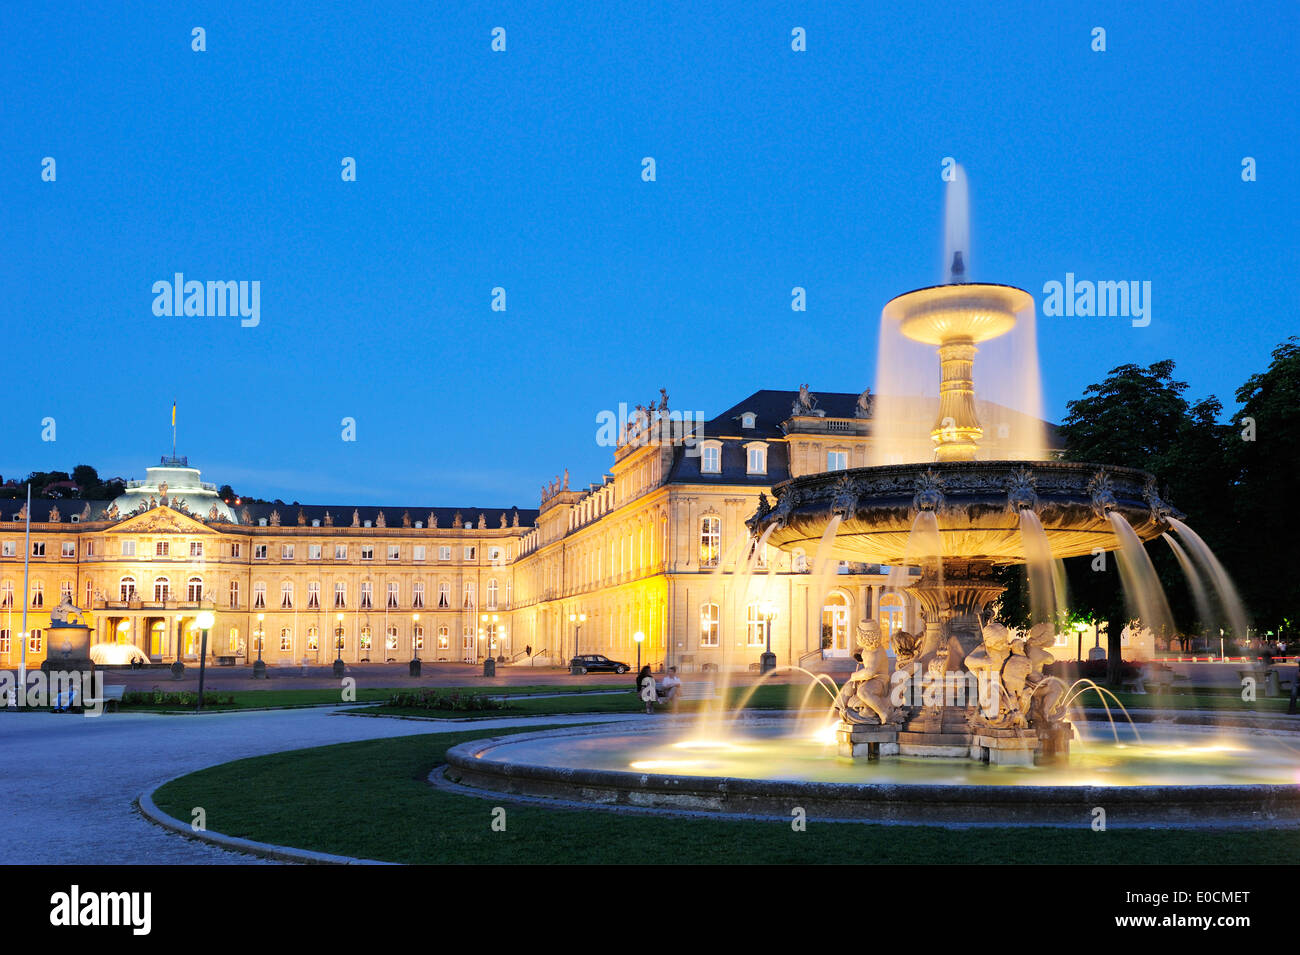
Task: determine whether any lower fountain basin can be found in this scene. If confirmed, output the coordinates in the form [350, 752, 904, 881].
[443, 717, 1300, 827]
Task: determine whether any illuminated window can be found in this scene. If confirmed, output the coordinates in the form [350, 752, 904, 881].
[228, 627, 239, 652]
[700, 441, 722, 474]
[307, 627, 319, 651]
[187, 576, 203, 601]
[413, 626, 424, 651]
[28, 629, 42, 653]
[700, 603, 719, 647]
[360, 626, 372, 651]
[0, 629, 9, 654]
[120, 577, 136, 602]
[437, 626, 450, 650]
[699, 516, 721, 567]
[747, 604, 767, 646]
[279, 628, 293, 652]
[154, 576, 170, 601]
[385, 626, 398, 651]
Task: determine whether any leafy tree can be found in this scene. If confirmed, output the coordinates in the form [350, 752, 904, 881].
[1228, 338, 1300, 635]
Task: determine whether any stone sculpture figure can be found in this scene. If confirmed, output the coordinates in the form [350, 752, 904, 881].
[1024, 623, 1068, 726]
[833, 620, 900, 725]
[965, 621, 1028, 728]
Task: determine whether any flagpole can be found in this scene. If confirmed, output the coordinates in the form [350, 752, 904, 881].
[20, 483, 31, 694]
[172, 401, 177, 461]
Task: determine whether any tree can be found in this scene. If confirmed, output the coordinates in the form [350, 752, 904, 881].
[1055, 360, 1235, 682]
[1228, 338, 1300, 634]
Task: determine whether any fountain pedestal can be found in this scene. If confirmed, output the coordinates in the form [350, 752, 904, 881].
[972, 728, 1040, 766]
[835, 723, 899, 760]
[899, 706, 976, 757]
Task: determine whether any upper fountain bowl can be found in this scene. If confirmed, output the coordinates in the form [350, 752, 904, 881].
[883, 283, 1033, 345]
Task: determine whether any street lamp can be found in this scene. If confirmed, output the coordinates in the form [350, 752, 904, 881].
[194, 611, 214, 712]
[760, 599, 778, 674]
[480, 613, 498, 676]
[634, 630, 645, 671]
[568, 612, 586, 673]
[1074, 620, 1089, 663]
[410, 612, 421, 677]
[333, 611, 346, 678]
[253, 612, 267, 678]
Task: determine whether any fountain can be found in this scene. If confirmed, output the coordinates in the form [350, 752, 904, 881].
[440, 170, 1291, 827]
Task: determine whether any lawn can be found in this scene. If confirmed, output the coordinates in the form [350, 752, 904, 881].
[151, 729, 1300, 865]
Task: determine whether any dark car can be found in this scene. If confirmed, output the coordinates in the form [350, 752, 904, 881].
[569, 654, 630, 674]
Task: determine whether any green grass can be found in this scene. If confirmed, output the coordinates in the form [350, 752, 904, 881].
[152, 730, 1300, 865]
[116, 683, 621, 713]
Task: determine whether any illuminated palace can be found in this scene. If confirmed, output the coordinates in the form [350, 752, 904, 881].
[0, 388, 1058, 672]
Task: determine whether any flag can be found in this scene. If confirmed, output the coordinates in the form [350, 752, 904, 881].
[171, 402, 176, 427]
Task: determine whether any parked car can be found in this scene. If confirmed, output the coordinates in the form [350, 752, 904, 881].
[569, 654, 630, 674]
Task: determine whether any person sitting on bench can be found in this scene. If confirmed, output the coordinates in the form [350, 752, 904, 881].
[658, 667, 682, 704]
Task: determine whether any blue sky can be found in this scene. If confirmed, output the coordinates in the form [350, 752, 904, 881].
[2, 0, 1295, 505]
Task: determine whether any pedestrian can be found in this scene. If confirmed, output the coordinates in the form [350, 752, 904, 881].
[637, 664, 657, 714]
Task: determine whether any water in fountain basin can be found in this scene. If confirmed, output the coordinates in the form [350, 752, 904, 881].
[1167, 517, 1250, 642]
[1106, 511, 1175, 639]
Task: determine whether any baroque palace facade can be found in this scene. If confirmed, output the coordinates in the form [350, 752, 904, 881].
[1, 388, 1052, 672]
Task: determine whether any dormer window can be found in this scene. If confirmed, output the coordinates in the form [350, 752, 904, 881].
[743, 441, 768, 475]
[700, 440, 723, 474]
[740, 412, 756, 429]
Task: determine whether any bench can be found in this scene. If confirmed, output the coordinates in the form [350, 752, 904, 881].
[215, 655, 237, 667]
[80, 685, 127, 712]
[1236, 667, 1282, 697]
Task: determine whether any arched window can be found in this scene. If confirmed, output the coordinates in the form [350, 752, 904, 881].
[822, 592, 850, 654]
[306, 627, 319, 651]
[28, 629, 43, 652]
[120, 576, 137, 602]
[385, 626, 399, 651]
[30, 581, 44, 608]
[437, 626, 450, 650]
[879, 592, 905, 642]
[0, 581, 11, 609]
[253, 581, 266, 609]
[281, 581, 294, 610]
[360, 626, 372, 651]
[307, 581, 320, 609]
[279, 627, 293, 651]
[413, 626, 424, 651]
[187, 576, 203, 602]
[746, 603, 766, 646]
[386, 582, 399, 609]
[699, 516, 721, 567]
[438, 582, 450, 608]
[700, 603, 720, 647]
[154, 576, 170, 602]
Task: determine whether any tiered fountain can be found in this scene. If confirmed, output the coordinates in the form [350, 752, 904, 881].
[442, 171, 1296, 827]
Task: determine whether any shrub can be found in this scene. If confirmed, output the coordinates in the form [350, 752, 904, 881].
[123, 689, 236, 707]
[385, 689, 506, 712]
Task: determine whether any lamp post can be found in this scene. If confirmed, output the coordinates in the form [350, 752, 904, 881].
[1074, 620, 1089, 664]
[252, 612, 266, 678]
[480, 613, 498, 676]
[760, 599, 778, 674]
[568, 612, 586, 673]
[333, 612, 346, 678]
[410, 612, 421, 677]
[634, 630, 644, 672]
[194, 611, 214, 712]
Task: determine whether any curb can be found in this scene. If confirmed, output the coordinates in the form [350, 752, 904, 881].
[137, 785, 397, 865]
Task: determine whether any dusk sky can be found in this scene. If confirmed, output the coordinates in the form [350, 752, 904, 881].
[3, 0, 1294, 506]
